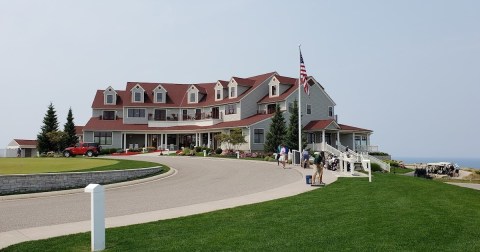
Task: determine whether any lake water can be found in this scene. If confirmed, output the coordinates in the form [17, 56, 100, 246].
[396, 157, 480, 169]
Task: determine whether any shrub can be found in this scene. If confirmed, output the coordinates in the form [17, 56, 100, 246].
[204, 147, 211, 154]
[387, 160, 400, 168]
[195, 146, 202, 153]
[183, 148, 191, 156]
[100, 148, 119, 155]
[215, 148, 223, 155]
[371, 163, 383, 172]
[369, 152, 390, 156]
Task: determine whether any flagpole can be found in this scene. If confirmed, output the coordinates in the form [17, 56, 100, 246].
[298, 45, 302, 154]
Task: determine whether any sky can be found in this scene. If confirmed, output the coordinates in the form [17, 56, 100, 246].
[0, 0, 479, 159]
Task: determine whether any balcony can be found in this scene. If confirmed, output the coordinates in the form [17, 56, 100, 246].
[148, 112, 223, 128]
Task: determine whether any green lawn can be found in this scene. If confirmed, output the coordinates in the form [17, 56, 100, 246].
[4, 173, 480, 251]
[0, 158, 160, 175]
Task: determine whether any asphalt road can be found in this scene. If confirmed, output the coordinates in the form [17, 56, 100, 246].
[0, 155, 301, 233]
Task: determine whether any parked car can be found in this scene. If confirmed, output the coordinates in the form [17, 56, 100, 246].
[63, 142, 101, 157]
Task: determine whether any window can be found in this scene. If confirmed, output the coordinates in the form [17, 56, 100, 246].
[106, 94, 114, 104]
[156, 92, 163, 103]
[306, 104, 311, 115]
[329, 106, 333, 117]
[271, 85, 277, 96]
[102, 111, 115, 120]
[154, 109, 166, 120]
[134, 91, 142, 102]
[128, 108, 145, 118]
[226, 104, 236, 115]
[94, 132, 112, 145]
[230, 87, 236, 97]
[254, 129, 264, 143]
[189, 92, 196, 103]
[216, 89, 221, 99]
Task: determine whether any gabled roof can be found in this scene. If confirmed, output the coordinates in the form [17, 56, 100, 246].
[217, 80, 229, 87]
[14, 139, 38, 146]
[303, 120, 372, 133]
[303, 119, 339, 131]
[258, 74, 299, 104]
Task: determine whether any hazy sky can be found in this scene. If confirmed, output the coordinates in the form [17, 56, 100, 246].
[1, 1, 479, 159]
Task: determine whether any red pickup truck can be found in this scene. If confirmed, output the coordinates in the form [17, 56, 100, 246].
[63, 142, 102, 157]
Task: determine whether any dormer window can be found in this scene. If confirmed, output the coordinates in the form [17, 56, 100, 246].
[106, 94, 114, 104]
[271, 86, 277, 96]
[103, 86, 117, 105]
[131, 85, 145, 103]
[216, 90, 221, 100]
[156, 92, 163, 103]
[134, 91, 142, 102]
[187, 85, 198, 103]
[153, 85, 167, 104]
[230, 86, 236, 98]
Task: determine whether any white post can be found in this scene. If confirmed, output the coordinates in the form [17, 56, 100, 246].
[84, 184, 105, 251]
[236, 151, 240, 159]
[367, 160, 372, 182]
[322, 130, 326, 151]
[144, 134, 148, 149]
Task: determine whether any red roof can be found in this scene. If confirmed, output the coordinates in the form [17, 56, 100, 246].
[303, 120, 371, 132]
[304, 119, 338, 131]
[83, 114, 273, 132]
[91, 72, 276, 109]
[14, 139, 37, 146]
[339, 124, 372, 132]
[75, 126, 84, 134]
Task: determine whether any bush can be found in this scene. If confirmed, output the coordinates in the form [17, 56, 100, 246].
[414, 168, 432, 179]
[215, 148, 223, 155]
[369, 152, 390, 156]
[371, 163, 383, 172]
[100, 148, 120, 155]
[387, 160, 400, 168]
[195, 146, 202, 153]
[204, 148, 211, 154]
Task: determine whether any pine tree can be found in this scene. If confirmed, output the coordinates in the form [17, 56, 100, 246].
[285, 100, 306, 151]
[37, 103, 60, 153]
[264, 105, 287, 153]
[63, 107, 78, 148]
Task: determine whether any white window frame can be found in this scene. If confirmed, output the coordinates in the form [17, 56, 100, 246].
[105, 94, 114, 104]
[133, 91, 142, 102]
[216, 89, 221, 100]
[189, 92, 197, 103]
[229, 86, 236, 98]
[306, 104, 312, 115]
[155, 92, 164, 103]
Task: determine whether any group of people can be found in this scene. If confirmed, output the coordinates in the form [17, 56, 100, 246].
[275, 145, 326, 186]
[276, 144, 289, 168]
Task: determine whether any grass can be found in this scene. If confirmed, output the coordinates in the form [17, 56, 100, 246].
[4, 173, 480, 251]
[0, 158, 160, 175]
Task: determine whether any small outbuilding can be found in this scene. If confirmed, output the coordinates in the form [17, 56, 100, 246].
[6, 139, 38, 157]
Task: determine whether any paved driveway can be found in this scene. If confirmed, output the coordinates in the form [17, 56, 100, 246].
[1, 155, 313, 247]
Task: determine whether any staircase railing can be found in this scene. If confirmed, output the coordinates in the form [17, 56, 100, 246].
[362, 153, 391, 172]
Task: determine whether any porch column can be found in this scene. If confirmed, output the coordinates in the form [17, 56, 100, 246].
[144, 134, 148, 148]
[160, 134, 164, 149]
[207, 132, 211, 148]
[336, 131, 340, 148]
[352, 133, 356, 152]
[123, 133, 127, 150]
[367, 133, 371, 152]
[165, 134, 168, 149]
[322, 130, 326, 151]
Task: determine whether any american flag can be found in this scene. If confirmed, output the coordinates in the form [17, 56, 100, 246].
[300, 50, 309, 95]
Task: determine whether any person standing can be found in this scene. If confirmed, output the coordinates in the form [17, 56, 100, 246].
[17, 147, 22, 158]
[302, 148, 310, 168]
[312, 151, 325, 185]
[276, 144, 281, 166]
[280, 144, 287, 169]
